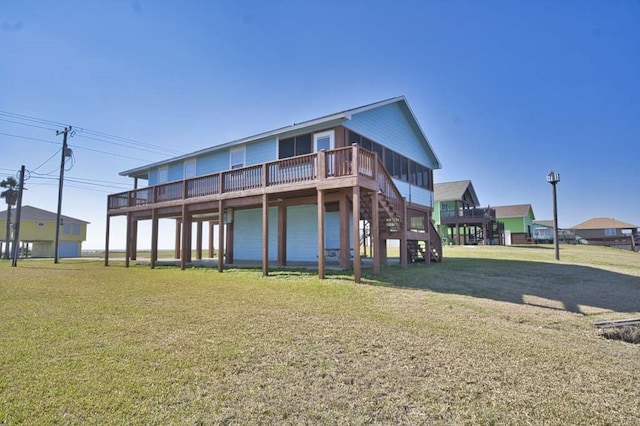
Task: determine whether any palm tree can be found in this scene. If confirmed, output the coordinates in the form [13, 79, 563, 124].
[1, 176, 18, 260]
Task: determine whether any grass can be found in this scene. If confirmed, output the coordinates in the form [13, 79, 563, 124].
[1, 244, 639, 424]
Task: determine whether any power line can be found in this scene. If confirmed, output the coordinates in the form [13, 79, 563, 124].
[0, 132, 152, 162]
[0, 131, 59, 146]
[0, 117, 60, 132]
[69, 144, 155, 162]
[32, 148, 62, 172]
[0, 109, 185, 156]
[73, 132, 179, 156]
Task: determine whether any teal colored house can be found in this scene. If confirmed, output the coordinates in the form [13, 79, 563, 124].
[494, 204, 535, 244]
[106, 96, 444, 282]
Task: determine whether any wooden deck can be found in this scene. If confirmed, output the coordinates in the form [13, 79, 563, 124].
[106, 145, 442, 282]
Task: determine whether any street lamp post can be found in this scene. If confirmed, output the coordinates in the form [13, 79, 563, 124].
[546, 171, 560, 260]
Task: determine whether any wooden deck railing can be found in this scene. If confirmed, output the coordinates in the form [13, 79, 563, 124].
[108, 145, 406, 211]
[440, 207, 496, 221]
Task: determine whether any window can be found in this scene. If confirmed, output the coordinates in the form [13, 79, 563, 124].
[184, 159, 196, 178]
[157, 165, 168, 183]
[230, 146, 245, 169]
[278, 134, 312, 159]
[314, 130, 334, 152]
[605, 228, 616, 236]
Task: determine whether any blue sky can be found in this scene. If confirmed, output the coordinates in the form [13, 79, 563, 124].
[1, 0, 639, 250]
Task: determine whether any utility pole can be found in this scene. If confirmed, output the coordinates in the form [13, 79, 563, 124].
[11, 165, 25, 267]
[54, 126, 72, 264]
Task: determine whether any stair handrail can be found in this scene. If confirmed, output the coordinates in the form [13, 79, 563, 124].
[374, 155, 405, 229]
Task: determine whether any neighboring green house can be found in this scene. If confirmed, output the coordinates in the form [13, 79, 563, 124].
[433, 180, 503, 245]
[494, 204, 535, 244]
[0, 205, 89, 258]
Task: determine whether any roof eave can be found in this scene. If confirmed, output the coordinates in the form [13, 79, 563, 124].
[119, 114, 349, 178]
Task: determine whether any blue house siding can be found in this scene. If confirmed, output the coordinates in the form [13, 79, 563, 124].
[233, 207, 278, 261]
[196, 151, 228, 176]
[344, 102, 438, 169]
[286, 205, 318, 262]
[148, 169, 158, 185]
[168, 162, 183, 182]
[232, 204, 348, 262]
[246, 138, 277, 166]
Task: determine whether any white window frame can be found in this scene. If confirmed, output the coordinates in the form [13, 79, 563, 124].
[157, 165, 169, 184]
[184, 158, 196, 179]
[604, 228, 616, 236]
[230, 146, 246, 169]
[313, 130, 334, 152]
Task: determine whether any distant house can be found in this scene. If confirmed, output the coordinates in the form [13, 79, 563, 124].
[494, 204, 535, 245]
[0, 205, 89, 257]
[531, 220, 575, 244]
[571, 218, 638, 250]
[433, 180, 503, 245]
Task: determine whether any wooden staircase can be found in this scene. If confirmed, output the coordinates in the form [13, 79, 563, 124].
[348, 154, 443, 267]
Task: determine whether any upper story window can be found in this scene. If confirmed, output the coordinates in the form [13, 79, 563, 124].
[230, 146, 245, 169]
[157, 165, 169, 183]
[278, 134, 312, 159]
[605, 228, 616, 236]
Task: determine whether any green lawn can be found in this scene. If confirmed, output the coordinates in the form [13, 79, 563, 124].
[1, 245, 638, 424]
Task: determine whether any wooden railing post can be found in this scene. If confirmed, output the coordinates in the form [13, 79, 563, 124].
[317, 151, 326, 180]
[352, 143, 359, 176]
[373, 152, 379, 182]
[263, 163, 268, 188]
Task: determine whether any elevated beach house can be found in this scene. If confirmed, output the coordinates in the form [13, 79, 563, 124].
[105, 97, 443, 282]
[432, 180, 503, 245]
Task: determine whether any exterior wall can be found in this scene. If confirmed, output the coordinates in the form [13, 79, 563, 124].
[573, 228, 626, 239]
[232, 204, 351, 262]
[149, 138, 279, 186]
[343, 102, 439, 169]
[196, 151, 228, 176]
[0, 220, 86, 242]
[246, 138, 277, 165]
[32, 241, 54, 257]
[501, 217, 526, 234]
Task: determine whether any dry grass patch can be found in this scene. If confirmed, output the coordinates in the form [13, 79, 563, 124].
[1, 245, 639, 424]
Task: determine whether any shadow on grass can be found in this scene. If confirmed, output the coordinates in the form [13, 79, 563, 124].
[101, 256, 640, 315]
[370, 258, 640, 316]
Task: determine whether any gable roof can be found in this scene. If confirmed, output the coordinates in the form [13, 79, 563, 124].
[571, 217, 638, 230]
[0, 205, 89, 224]
[120, 96, 442, 179]
[494, 204, 535, 219]
[533, 220, 555, 228]
[433, 180, 480, 206]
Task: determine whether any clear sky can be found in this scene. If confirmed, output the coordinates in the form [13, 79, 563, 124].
[1, 0, 639, 250]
